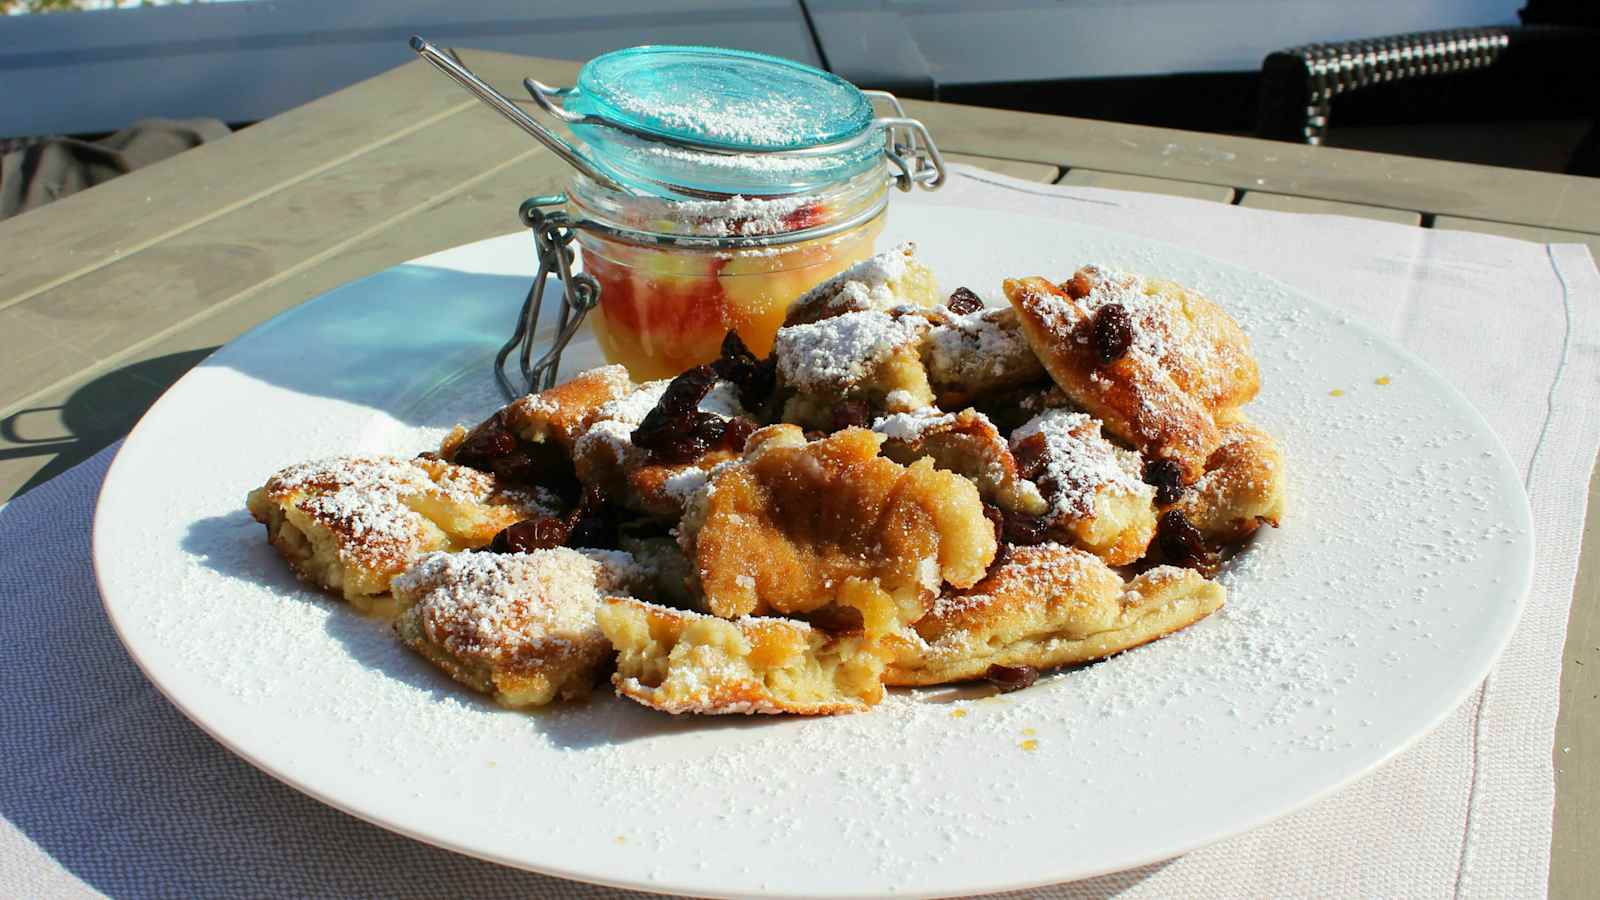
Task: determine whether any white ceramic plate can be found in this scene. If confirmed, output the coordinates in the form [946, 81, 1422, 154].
[95, 205, 1532, 898]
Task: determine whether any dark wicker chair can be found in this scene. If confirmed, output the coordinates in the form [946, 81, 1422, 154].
[1255, 7, 1600, 175]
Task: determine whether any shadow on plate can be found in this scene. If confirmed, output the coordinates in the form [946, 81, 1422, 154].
[181, 510, 793, 751]
[199, 263, 550, 432]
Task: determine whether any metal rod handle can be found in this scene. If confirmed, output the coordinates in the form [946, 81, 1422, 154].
[408, 35, 632, 194]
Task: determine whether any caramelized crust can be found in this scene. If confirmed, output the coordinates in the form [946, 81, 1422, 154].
[246, 455, 551, 610]
[599, 596, 886, 715]
[885, 544, 1224, 685]
[1173, 417, 1286, 543]
[682, 428, 997, 622]
[441, 364, 633, 459]
[1004, 269, 1257, 480]
[392, 549, 650, 708]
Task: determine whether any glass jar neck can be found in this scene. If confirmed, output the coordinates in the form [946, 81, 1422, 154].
[565, 166, 889, 249]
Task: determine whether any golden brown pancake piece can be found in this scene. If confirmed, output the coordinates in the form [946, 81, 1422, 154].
[439, 364, 634, 459]
[246, 455, 551, 610]
[773, 309, 936, 428]
[872, 407, 1047, 516]
[599, 596, 886, 715]
[885, 543, 1224, 685]
[781, 242, 941, 327]
[392, 548, 650, 708]
[922, 305, 1047, 406]
[1004, 268, 1258, 481]
[1172, 417, 1286, 543]
[681, 427, 997, 623]
[1009, 408, 1156, 565]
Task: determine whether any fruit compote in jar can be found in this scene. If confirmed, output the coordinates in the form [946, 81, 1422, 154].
[545, 46, 940, 380]
[569, 169, 887, 380]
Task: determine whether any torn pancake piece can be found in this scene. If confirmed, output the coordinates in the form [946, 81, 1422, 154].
[393, 548, 652, 708]
[1009, 408, 1156, 565]
[885, 544, 1223, 686]
[1171, 417, 1286, 543]
[781, 241, 940, 327]
[1004, 268, 1258, 481]
[872, 406, 1047, 516]
[246, 455, 552, 610]
[598, 596, 886, 715]
[680, 427, 997, 623]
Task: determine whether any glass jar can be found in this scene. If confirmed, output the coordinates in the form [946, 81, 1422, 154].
[566, 166, 889, 380]
[408, 39, 943, 391]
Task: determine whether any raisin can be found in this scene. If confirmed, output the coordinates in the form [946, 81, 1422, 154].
[1011, 433, 1049, 483]
[710, 331, 777, 411]
[829, 400, 871, 432]
[489, 516, 572, 554]
[1157, 509, 1218, 576]
[452, 424, 518, 471]
[492, 441, 580, 506]
[946, 286, 983, 315]
[1092, 304, 1134, 365]
[1143, 458, 1187, 506]
[453, 413, 580, 504]
[414, 451, 440, 461]
[984, 664, 1039, 692]
[659, 365, 718, 414]
[719, 416, 758, 453]
[633, 366, 720, 463]
[1003, 510, 1051, 546]
[564, 485, 621, 550]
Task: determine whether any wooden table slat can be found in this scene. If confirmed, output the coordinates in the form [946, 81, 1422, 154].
[0, 55, 579, 311]
[1237, 191, 1422, 226]
[1060, 168, 1236, 202]
[0, 156, 574, 499]
[897, 94, 1600, 235]
[1433, 216, 1600, 263]
[0, 112, 556, 414]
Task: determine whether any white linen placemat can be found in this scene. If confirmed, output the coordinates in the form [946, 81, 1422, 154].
[3, 165, 1596, 898]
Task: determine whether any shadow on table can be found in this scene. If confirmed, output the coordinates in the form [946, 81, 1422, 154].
[1, 347, 217, 501]
[4, 261, 538, 505]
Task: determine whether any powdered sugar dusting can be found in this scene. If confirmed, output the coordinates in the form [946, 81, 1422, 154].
[774, 311, 924, 392]
[871, 407, 955, 442]
[1011, 409, 1152, 521]
[925, 305, 1042, 386]
[394, 548, 644, 662]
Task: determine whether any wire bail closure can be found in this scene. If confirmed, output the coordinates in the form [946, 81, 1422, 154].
[494, 198, 600, 398]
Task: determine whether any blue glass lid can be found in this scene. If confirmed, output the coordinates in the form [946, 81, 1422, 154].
[563, 46, 884, 197]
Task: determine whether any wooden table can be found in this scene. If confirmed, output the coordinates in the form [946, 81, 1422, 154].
[2, 50, 1594, 896]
